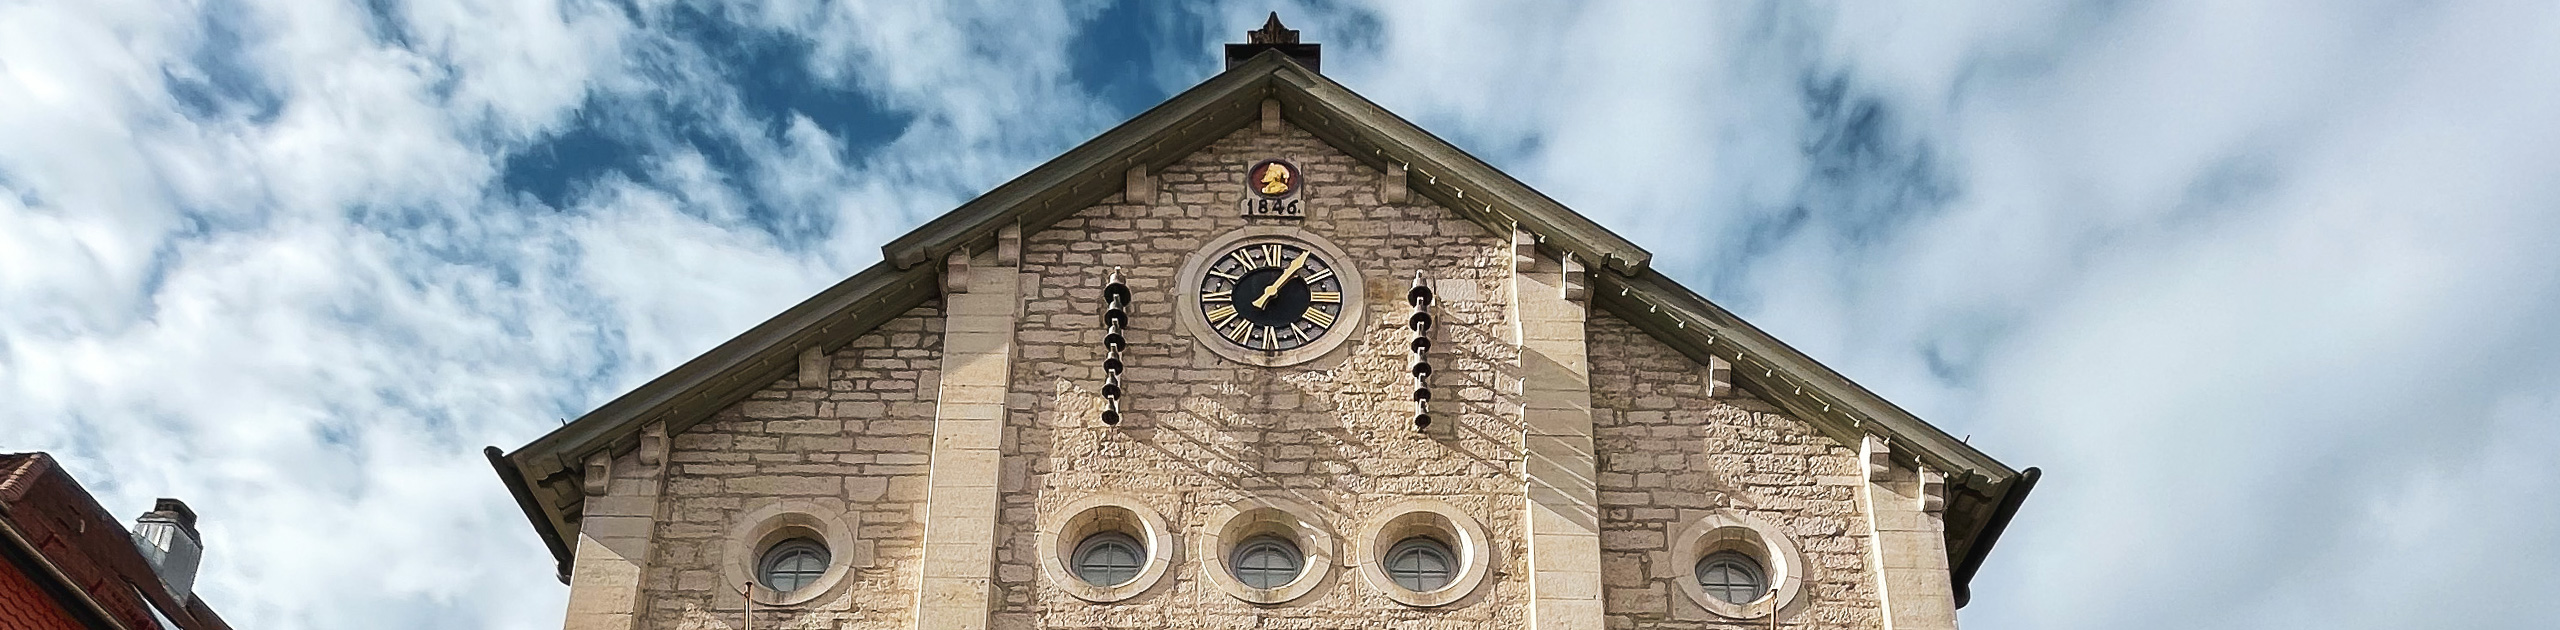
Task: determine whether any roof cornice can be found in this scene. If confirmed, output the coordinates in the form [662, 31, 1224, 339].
[1594, 270, 2014, 484]
[1263, 62, 1652, 276]
[1588, 269, 2033, 603]
[879, 53, 1284, 271]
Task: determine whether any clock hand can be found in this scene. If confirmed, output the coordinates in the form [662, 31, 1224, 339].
[1254, 251, 1312, 309]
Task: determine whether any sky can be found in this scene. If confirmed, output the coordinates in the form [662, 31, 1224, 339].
[5, 1, 2559, 628]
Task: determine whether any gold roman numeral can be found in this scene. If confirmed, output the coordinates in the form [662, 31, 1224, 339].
[1262, 244, 1281, 267]
[1304, 308, 1335, 327]
[1303, 268, 1334, 283]
[1309, 291, 1341, 303]
[1206, 304, 1238, 324]
[1220, 318, 1251, 343]
[1201, 290, 1232, 302]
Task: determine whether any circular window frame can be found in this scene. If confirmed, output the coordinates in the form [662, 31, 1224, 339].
[757, 538, 832, 592]
[1671, 511, 1806, 619]
[1383, 537, 1455, 592]
[1069, 531, 1147, 588]
[1038, 495, 1176, 603]
[1693, 550, 1767, 607]
[1227, 535, 1306, 590]
[722, 499, 865, 607]
[1173, 227, 1369, 368]
[1197, 497, 1336, 605]
[1351, 498, 1493, 607]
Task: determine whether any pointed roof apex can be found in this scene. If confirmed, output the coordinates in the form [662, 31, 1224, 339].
[1249, 12, 1299, 44]
[1227, 12, 1320, 71]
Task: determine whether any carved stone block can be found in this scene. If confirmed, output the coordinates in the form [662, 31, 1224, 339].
[1384, 163, 1409, 204]
[944, 250, 971, 295]
[997, 224, 1023, 267]
[582, 452, 611, 497]
[1125, 165, 1155, 205]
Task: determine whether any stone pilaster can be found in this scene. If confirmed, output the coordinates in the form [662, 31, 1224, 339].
[563, 422, 668, 630]
[915, 247, 1021, 630]
[1859, 436, 1960, 630]
[1514, 230, 1603, 630]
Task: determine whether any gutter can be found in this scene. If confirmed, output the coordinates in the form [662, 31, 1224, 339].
[0, 505, 135, 630]
[1952, 466, 2040, 608]
[485, 446, 574, 584]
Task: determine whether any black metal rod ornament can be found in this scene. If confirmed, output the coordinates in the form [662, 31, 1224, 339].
[1101, 268, 1130, 425]
[1408, 273, 1434, 431]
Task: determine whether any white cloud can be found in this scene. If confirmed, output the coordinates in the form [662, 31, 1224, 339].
[2, 0, 1111, 627]
[1322, 1, 2560, 628]
[9, 1, 2559, 628]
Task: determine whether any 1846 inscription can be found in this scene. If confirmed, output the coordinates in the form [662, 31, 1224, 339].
[1242, 196, 1302, 217]
[1241, 159, 1303, 218]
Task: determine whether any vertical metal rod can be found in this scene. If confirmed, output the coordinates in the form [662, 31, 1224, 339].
[1761, 583, 1781, 630]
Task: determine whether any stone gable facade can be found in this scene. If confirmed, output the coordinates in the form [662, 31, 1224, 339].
[508, 29, 2022, 630]
[592, 118, 1945, 630]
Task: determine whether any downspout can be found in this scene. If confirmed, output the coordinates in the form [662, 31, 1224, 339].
[1951, 466, 2041, 608]
[484, 446, 575, 584]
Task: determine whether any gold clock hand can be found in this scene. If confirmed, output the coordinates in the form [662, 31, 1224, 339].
[1254, 250, 1312, 309]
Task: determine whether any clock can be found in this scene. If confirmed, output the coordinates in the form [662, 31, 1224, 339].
[1196, 240, 1344, 351]
[1176, 228, 1366, 366]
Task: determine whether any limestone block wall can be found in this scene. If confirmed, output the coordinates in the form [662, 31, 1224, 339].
[993, 119, 1528, 628]
[640, 304, 946, 630]
[599, 115, 1905, 630]
[1586, 313, 1883, 629]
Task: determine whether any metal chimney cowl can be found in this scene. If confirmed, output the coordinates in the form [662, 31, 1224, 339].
[130, 498, 203, 604]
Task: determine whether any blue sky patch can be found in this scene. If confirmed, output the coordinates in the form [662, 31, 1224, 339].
[166, 0, 284, 124]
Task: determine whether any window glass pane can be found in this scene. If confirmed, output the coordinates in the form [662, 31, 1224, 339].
[1230, 536, 1303, 589]
[1073, 532, 1146, 587]
[1385, 537, 1454, 592]
[1695, 551, 1766, 605]
[759, 539, 830, 592]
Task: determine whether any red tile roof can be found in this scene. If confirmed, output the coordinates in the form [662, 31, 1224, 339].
[0, 453, 230, 630]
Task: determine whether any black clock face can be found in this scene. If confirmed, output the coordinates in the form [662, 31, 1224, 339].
[1196, 241, 1345, 351]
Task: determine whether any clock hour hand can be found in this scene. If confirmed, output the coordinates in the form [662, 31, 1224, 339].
[1253, 250, 1312, 309]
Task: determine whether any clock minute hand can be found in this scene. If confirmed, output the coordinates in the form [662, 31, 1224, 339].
[1254, 251, 1312, 309]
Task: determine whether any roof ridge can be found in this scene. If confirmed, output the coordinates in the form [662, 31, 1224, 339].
[0, 451, 55, 502]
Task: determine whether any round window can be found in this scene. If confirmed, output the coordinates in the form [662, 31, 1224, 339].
[1383, 536, 1455, 592]
[1694, 550, 1767, 605]
[1229, 536, 1304, 589]
[1071, 532, 1146, 587]
[758, 538, 830, 592]
[1040, 497, 1175, 602]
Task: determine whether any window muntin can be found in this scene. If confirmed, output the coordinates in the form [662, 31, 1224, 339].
[1383, 536, 1454, 592]
[1229, 536, 1304, 589]
[758, 538, 830, 592]
[1694, 550, 1766, 605]
[1071, 532, 1145, 587]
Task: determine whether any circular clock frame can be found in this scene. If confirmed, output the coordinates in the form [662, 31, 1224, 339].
[1175, 227, 1367, 367]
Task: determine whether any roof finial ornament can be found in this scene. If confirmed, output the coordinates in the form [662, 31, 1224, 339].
[1248, 12, 1300, 44]
[1225, 12, 1320, 72]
